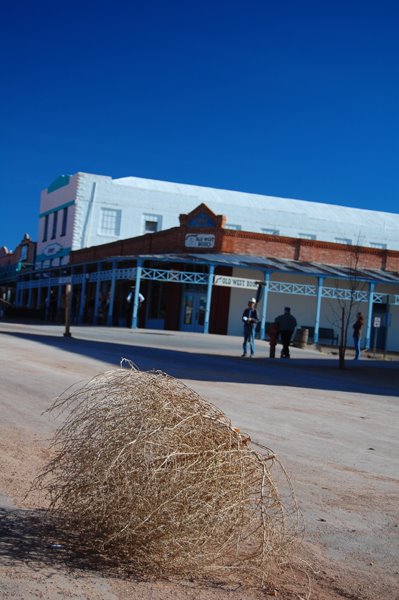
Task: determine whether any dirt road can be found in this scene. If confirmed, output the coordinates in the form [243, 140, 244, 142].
[0, 322, 398, 599]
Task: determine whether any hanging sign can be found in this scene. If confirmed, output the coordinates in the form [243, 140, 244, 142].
[214, 275, 258, 290]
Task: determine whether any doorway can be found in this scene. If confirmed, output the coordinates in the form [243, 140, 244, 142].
[180, 291, 206, 332]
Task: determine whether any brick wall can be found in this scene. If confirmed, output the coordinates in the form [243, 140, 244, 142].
[219, 230, 398, 271]
[71, 219, 399, 274]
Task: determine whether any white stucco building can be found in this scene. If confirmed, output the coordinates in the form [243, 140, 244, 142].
[36, 171, 399, 267]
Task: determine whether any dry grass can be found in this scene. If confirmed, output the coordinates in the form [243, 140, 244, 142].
[34, 362, 301, 586]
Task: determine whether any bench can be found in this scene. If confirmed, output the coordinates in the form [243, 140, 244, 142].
[303, 326, 338, 345]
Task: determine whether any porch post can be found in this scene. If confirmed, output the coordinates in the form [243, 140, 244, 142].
[131, 259, 143, 329]
[314, 276, 324, 344]
[45, 278, 51, 320]
[365, 282, 375, 350]
[94, 262, 101, 324]
[15, 281, 21, 305]
[56, 269, 62, 313]
[259, 272, 270, 340]
[36, 283, 41, 309]
[79, 266, 87, 324]
[27, 278, 32, 307]
[203, 264, 215, 334]
[107, 259, 117, 326]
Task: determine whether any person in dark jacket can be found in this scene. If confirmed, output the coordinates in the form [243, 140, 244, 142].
[241, 298, 259, 357]
[275, 306, 297, 358]
[352, 311, 364, 360]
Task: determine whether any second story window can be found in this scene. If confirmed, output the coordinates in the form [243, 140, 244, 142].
[225, 224, 242, 230]
[143, 214, 162, 234]
[99, 208, 121, 236]
[51, 211, 58, 239]
[61, 207, 68, 237]
[298, 232, 316, 240]
[42, 214, 49, 242]
[370, 242, 387, 249]
[262, 228, 280, 235]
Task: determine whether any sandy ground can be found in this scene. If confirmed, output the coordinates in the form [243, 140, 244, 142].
[0, 322, 398, 599]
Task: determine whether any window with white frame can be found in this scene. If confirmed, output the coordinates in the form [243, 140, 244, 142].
[224, 223, 241, 230]
[298, 232, 316, 240]
[335, 237, 352, 245]
[143, 214, 162, 234]
[99, 208, 121, 236]
[261, 228, 280, 235]
[369, 242, 387, 249]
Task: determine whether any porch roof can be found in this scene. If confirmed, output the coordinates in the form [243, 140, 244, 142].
[121, 253, 399, 285]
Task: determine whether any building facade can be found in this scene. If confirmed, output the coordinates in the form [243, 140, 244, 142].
[36, 172, 399, 270]
[17, 201, 399, 352]
[0, 234, 36, 312]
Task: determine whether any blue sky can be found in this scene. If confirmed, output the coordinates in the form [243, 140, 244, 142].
[1, 0, 398, 251]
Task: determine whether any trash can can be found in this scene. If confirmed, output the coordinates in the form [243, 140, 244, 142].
[293, 328, 309, 349]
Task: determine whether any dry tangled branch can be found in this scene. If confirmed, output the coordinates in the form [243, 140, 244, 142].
[34, 362, 301, 586]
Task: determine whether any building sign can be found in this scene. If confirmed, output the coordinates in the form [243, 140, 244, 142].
[373, 316, 381, 328]
[185, 234, 215, 248]
[214, 275, 258, 290]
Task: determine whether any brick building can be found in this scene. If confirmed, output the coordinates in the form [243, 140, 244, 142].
[17, 203, 399, 352]
[36, 171, 399, 270]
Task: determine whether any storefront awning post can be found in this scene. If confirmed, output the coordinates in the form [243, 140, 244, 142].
[365, 282, 375, 350]
[313, 276, 324, 344]
[203, 264, 215, 334]
[79, 265, 87, 323]
[107, 260, 117, 326]
[93, 263, 101, 323]
[259, 272, 270, 339]
[131, 259, 143, 329]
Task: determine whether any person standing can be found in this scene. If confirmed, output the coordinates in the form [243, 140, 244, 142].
[274, 307, 297, 358]
[241, 298, 259, 357]
[352, 311, 364, 360]
[126, 287, 145, 327]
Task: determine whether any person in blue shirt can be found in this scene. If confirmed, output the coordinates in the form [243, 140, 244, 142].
[241, 298, 259, 357]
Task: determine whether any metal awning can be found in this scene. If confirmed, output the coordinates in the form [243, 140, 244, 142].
[129, 253, 399, 285]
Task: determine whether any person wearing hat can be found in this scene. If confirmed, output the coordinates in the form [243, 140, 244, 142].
[126, 286, 145, 327]
[274, 306, 297, 358]
[241, 298, 259, 357]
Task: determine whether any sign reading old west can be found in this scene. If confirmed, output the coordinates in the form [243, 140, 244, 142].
[214, 275, 258, 290]
[185, 234, 215, 248]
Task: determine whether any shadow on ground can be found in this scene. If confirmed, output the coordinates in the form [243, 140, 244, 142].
[0, 506, 142, 578]
[2, 329, 398, 397]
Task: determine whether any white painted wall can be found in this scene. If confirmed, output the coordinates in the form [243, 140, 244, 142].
[37, 174, 79, 266]
[38, 172, 399, 265]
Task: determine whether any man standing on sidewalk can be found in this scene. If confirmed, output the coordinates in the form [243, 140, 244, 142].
[275, 306, 297, 358]
[241, 298, 259, 357]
